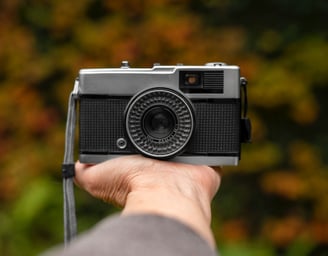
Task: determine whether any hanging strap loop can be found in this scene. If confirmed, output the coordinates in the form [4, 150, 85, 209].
[62, 79, 79, 245]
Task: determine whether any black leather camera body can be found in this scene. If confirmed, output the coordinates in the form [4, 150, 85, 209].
[76, 61, 250, 166]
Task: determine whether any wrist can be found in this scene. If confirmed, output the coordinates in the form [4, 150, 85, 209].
[122, 187, 215, 247]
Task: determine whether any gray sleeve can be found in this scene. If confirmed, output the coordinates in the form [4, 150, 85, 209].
[44, 214, 218, 256]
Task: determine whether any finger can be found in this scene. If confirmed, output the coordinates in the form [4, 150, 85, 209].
[74, 156, 149, 205]
[205, 166, 222, 199]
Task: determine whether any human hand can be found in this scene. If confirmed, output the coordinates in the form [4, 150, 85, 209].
[74, 155, 221, 247]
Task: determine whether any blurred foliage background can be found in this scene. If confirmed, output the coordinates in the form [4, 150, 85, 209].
[0, 0, 327, 255]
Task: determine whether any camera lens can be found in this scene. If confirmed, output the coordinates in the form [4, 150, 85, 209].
[143, 106, 177, 140]
[125, 88, 194, 159]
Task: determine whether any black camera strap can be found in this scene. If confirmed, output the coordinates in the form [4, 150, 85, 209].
[62, 81, 79, 245]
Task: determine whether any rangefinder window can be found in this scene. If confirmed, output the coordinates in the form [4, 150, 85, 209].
[181, 72, 202, 87]
[179, 71, 224, 93]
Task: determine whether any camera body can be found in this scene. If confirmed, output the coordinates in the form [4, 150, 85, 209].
[77, 61, 248, 166]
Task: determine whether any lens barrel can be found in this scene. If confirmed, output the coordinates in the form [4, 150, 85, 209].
[125, 88, 194, 159]
[142, 106, 177, 140]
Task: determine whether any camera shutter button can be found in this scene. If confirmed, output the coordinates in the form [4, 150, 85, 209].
[121, 61, 130, 68]
[205, 62, 226, 66]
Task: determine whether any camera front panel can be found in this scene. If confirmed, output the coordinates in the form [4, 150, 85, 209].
[186, 99, 240, 156]
[79, 96, 135, 155]
[79, 95, 241, 161]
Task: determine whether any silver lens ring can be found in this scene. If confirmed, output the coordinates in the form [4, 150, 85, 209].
[125, 88, 194, 159]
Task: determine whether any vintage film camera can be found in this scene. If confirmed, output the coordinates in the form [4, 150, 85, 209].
[62, 61, 251, 243]
[76, 61, 251, 166]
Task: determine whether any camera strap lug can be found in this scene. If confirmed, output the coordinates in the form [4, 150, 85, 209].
[240, 77, 252, 143]
[241, 117, 252, 143]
